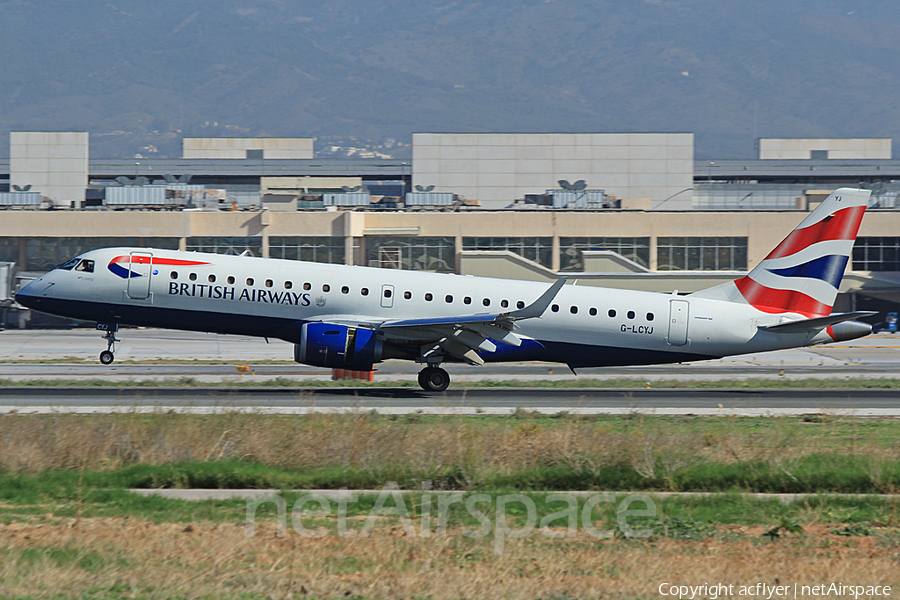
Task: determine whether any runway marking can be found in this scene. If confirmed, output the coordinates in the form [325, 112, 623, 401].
[3, 406, 900, 417]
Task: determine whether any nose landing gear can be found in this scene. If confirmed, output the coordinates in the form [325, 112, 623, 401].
[97, 323, 120, 365]
[417, 366, 450, 392]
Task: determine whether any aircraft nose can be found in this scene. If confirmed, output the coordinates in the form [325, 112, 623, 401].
[14, 278, 45, 309]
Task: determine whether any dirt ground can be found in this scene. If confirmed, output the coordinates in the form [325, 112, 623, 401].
[1, 516, 898, 599]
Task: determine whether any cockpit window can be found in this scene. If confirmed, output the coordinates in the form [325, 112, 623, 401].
[58, 258, 81, 271]
[75, 260, 94, 273]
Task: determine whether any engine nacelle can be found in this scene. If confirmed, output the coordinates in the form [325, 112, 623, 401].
[294, 323, 382, 370]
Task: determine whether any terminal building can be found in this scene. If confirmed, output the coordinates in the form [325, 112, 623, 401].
[1, 132, 899, 328]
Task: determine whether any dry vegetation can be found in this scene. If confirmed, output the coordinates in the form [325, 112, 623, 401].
[1, 515, 899, 599]
[1, 412, 899, 492]
[2, 412, 900, 598]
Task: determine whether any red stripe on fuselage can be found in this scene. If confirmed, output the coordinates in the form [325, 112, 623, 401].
[765, 205, 865, 260]
[110, 255, 211, 266]
[734, 277, 831, 318]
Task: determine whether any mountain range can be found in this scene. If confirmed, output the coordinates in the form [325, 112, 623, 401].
[1, 0, 898, 159]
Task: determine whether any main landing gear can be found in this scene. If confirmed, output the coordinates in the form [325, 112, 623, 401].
[417, 366, 450, 392]
[97, 323, 120, 365]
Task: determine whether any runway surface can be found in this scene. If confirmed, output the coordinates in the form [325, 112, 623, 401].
[1, 328, 899, 415]
[1, 328, 899, 384]
[1, 387, 898, 416]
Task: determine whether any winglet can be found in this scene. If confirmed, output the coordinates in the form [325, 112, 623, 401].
[503, 277, 567, 320]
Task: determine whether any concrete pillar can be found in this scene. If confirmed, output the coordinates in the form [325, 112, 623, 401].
[259, 210, 270, 258]
[455, 235, 463, 274]
[551, 236, 560, 272]
[649, 236, 658, 271]
[550, 213, 560, 272]
[18, 238, 27, 271]
[343, 212, 356, 266]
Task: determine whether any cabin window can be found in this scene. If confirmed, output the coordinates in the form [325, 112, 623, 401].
[303, 282, 311, 291]
[589, 307, 597, 316]
[361, 288, 369, 296]
[189, 273, 197, 281]
[323, 284, 330, 292]
[341, 286, 349, 294]
[404, 291, 412, 300]
[265, 279, 273, 288]
[425, 293, 433, 301]
[517, 301, 525, 309]
[445, 295, 453, 303]
[570, 306, 578, 314]
[647, 313, 654, 321]
[384, 288, 392, 298]
[208, 274, 216, 283]
[246, 278, 254, 286]
[608, 309, 616, 318]
[500, 299, 508, 308]
[483, 298, 490, 307]
[627, 311, 635, 319]
[227, 276, 235, 284]
[464, 296, 472, 305]
[170, 271, 178, 280]
[551, 304, 559, 313]
[284, 281, 293, 289]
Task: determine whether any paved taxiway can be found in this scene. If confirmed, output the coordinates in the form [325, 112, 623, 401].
[1, 328, 898, 416]
[1, 328, 899, 384]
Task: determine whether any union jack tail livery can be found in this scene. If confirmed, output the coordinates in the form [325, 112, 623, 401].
[733, 188, 870, 317]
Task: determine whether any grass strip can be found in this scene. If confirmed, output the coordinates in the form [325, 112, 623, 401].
[2, 454, 899, 495]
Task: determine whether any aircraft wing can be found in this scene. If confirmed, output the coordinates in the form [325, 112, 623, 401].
[375, 278, 567, 365]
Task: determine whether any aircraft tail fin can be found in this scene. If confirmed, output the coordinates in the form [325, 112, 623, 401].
[691, 187, 870, 317]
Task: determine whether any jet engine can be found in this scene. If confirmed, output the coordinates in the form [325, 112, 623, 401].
[294, 323, 382, 370]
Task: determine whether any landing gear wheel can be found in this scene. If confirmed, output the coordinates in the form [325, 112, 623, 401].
[418, 366, 450, 392]
[99, 350, 115, 365]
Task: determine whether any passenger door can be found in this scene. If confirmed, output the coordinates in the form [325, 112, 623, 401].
[126, 252, 154, 300]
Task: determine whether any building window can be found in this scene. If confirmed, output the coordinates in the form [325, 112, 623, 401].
[853, 237, 900, 272]
[657, 237, 748, 271]
[186, 237, 261, 257]
[21, 237, 179, 272]
[462, 237, 553, 268]
[560, 237, 650, 271]
[366, 237, 455, 271]
[269, 236, 345, 264]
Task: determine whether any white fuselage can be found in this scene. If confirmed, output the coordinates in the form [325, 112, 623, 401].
[15, 247, 840, 368]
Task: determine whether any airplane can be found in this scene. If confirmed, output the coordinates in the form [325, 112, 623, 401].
[14, 187, 875, 392]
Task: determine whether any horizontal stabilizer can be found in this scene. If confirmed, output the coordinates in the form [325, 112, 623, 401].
[758, 311, 877, 334]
